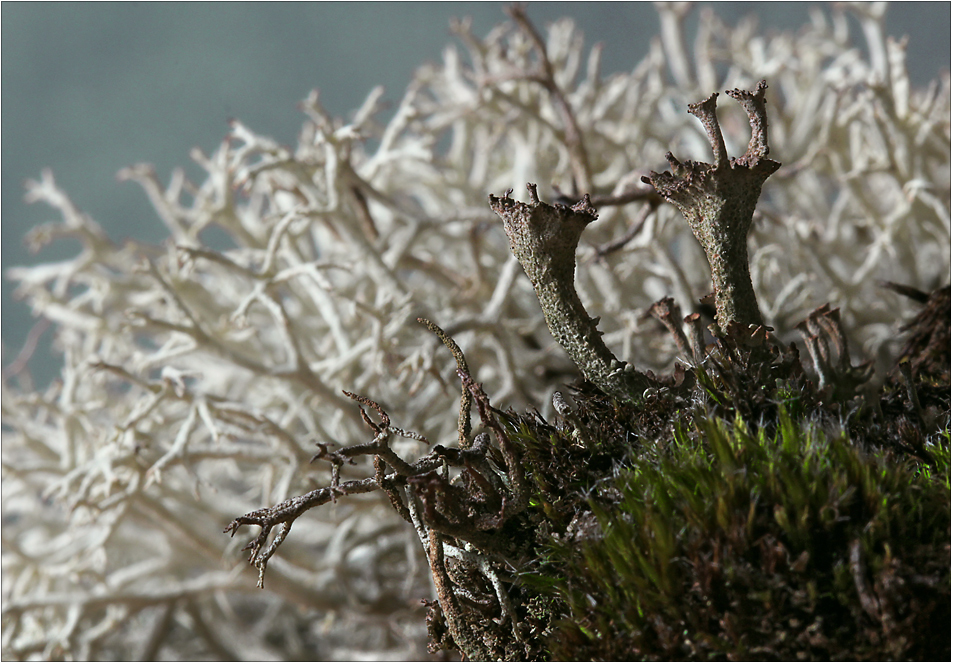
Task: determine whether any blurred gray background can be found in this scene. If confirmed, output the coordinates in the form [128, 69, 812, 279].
[3, 2, 950, 387]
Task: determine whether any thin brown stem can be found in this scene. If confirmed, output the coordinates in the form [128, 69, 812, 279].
[506, 4, 592, 193]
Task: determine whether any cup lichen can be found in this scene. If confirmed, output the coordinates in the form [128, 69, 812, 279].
[643, 80, 781, 332]
[489, 184, 658, 401]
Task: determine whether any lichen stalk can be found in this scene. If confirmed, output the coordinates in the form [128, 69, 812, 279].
[489, 184, 655, 401]
[643, 80, 781, 332]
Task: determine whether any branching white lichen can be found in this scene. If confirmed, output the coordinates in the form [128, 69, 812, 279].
[2, 5, 949, 659]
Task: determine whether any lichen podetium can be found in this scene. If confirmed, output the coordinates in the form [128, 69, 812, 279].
[489, 184, 658, 402]
[643, 80, 781, 332]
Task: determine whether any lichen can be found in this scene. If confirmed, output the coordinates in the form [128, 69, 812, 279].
[2, 4, 949, 660]
[643, 81, 781, 331]
[489, 184, 657, 401]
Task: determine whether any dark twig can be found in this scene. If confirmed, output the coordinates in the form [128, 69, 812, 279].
[644, 297, 693, 361]
[589, 199, 659, 261]
[346, 185, 380, 241]
[343, 390, 390, 431]
[224, 477, 379, 587]
[506, 4, 592, 194]
[226, 364, 528, 594]
[419, 318, 473, 448]
[457, 368, 528, 518]
[878, 280, 930, 304]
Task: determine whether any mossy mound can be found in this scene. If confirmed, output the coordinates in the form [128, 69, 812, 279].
[227, 286, 950, 661]
[453, 288, 951, 661]
[523, 412, 949, 660]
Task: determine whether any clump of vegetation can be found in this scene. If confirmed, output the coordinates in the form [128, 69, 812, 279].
[520, 381, 950, 660]
[4, 4, 948, 659]
[226, 73, 950, 659]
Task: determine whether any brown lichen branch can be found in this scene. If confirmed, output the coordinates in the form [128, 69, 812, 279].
[644, 297, 693, 361]
[428, 530, 486, 660]
[489, 184, 659, 401]
[419, 317, 473, 449]
[796, 304, 873, 401]
[224, 476, 382, 588]
[224, 390, 441, 587]
[226, 333, 532, 596]
[683, 312, 707, 365]
[457, 367, 528, 518]
[642, 80, 781, 332]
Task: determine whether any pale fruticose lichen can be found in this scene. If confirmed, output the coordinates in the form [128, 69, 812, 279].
[2, 4, 949, 659]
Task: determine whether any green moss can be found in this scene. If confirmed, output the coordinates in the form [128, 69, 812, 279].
[524, 410, 950, 660]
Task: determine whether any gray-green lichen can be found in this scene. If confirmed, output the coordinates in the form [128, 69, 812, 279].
[643, 81, 781, 332]
[489, 184, 656, 401]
